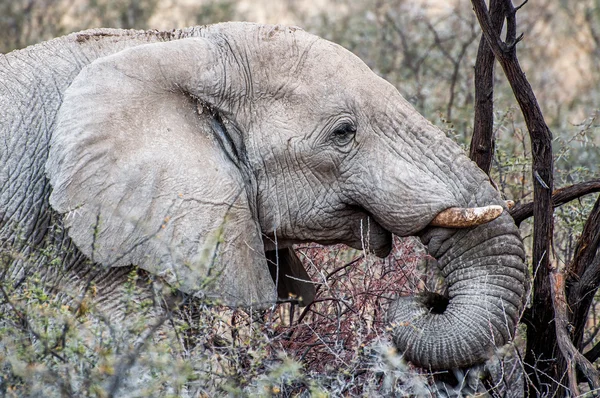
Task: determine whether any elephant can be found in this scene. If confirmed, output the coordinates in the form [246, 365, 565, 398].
[0, 22, 528, 370]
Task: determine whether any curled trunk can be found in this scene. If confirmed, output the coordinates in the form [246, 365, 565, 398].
[388, 211, 528, 369]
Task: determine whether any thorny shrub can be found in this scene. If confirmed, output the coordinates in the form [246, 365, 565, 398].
[1, 234, 488, 397]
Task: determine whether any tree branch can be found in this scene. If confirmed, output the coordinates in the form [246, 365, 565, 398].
[566, 196, 600, 363]
[510, 179, 600, 225]
[584, 339, 600, 363]
[471, 0, 554, 274]
[469, 0, 506, 174]
[567, 195, 600, 279]
[550, 268, 600, 393]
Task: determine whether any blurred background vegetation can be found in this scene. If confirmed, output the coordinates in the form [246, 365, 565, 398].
[1, 0, 599, 395]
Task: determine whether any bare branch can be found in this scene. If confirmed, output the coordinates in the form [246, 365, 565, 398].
[584, 339, 600, 363]
[469, 0, 506, 174]
[510, 179, 600, 225]
[550, 268, 600, 393]
[567, 195, 600, 279]
[566, 196, 600, 371]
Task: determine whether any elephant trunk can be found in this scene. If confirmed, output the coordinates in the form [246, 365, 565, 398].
[387, 210, 528, 369]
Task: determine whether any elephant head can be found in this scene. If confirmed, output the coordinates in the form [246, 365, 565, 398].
[42, 23, 527, 370]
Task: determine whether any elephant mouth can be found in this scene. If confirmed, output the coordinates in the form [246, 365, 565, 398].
[340, 205, 392, 257]
[263, 205, 502, 260]
[361, 222, 393, 258]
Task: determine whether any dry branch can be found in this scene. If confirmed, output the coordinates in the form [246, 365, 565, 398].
[567, 196, 600, 360]
[510, 179, 600, 225]
[469, 0, 506, 174]
[585, 340, 600, 364]
[550, 268, 600, 393]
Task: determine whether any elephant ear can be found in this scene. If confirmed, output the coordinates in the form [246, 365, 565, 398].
[46, 38, 276, 307]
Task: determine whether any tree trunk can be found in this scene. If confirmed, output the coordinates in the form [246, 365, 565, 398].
[470, 0, 558, 394]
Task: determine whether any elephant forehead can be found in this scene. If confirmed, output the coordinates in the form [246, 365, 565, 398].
[225, 27, 381, 103]
[294, 46, 382, 99]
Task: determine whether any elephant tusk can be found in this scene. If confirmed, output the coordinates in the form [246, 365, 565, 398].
[429, 205, 504, 228]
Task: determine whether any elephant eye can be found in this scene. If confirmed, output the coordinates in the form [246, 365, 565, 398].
[331, 122, 356, 147]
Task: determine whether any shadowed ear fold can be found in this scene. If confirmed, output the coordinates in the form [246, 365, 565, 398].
[46, 38, 276, 307]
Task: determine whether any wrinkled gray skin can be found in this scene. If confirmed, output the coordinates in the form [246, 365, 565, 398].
[0, 23, 527, 370]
